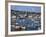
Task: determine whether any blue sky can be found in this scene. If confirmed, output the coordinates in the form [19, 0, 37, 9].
[11, 5, 41, 13]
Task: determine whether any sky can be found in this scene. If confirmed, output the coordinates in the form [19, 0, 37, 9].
[11, 5, 41, 13]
